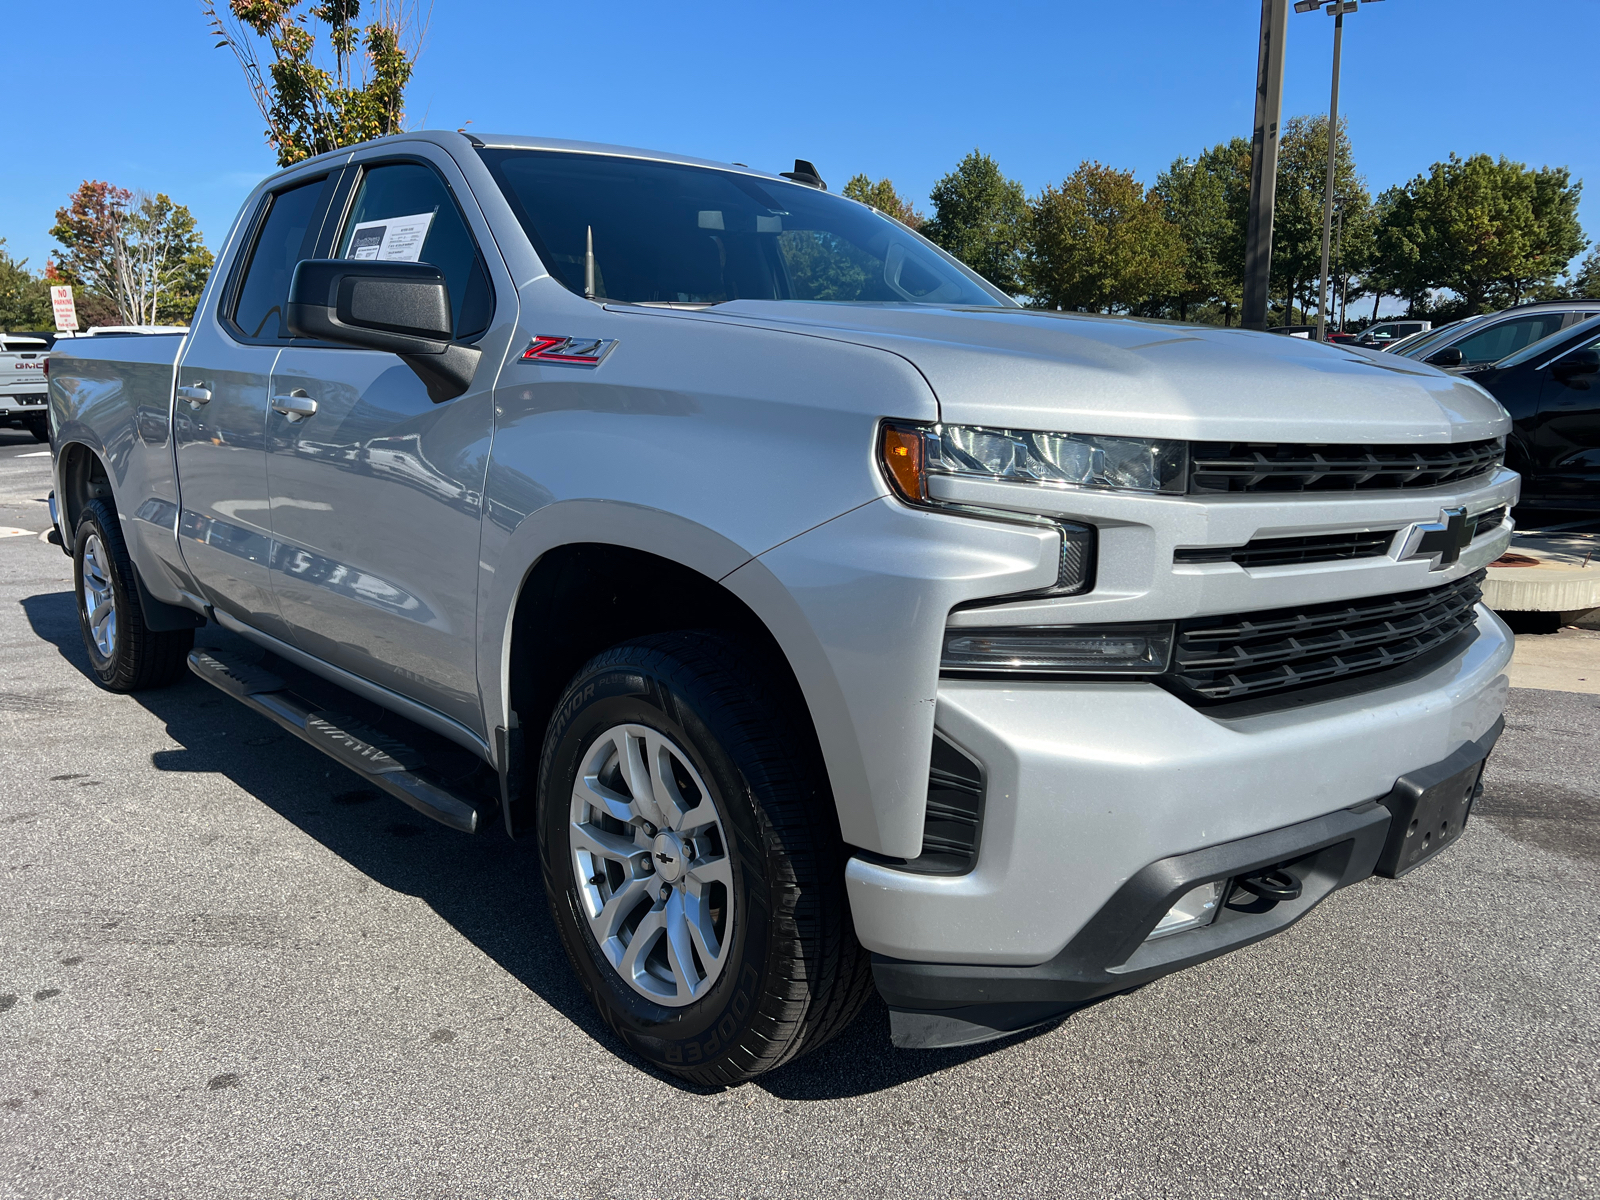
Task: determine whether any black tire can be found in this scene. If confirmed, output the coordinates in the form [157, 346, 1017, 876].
[25, 417, 49, 444]
[73, 498, 193, 691]
[537, 631, 875, 1084]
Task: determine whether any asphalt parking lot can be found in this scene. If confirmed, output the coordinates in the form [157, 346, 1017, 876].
[1, 427, 1597, 1200]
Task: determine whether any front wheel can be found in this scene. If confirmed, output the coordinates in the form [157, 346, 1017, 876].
[537, 632, 874, 1084]
[74, 499, 193, 690]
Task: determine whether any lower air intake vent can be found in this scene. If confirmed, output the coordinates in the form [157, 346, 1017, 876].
[865, 736, 986, 876]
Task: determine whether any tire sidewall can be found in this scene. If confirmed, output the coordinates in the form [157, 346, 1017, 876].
[538, 657, 776, 1074]
[74, 503, 126, 686]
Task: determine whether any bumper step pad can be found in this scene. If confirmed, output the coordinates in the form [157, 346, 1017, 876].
[187, 649, 482, 833]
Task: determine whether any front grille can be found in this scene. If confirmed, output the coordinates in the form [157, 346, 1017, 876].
[1166, 571, 1484, 704]
[1188, 439, 1503, 494]
[1471, 506, 1508, 540]
[1176, 528, 1397, 568]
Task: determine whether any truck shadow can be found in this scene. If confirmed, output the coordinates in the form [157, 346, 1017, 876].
[21, 587, 1056, 1099]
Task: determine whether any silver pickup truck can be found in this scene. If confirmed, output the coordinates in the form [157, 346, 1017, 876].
[45, 131, 1517, 1084]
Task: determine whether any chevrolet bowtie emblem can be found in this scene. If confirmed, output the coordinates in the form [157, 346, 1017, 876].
[1401, 506, 1472, 570]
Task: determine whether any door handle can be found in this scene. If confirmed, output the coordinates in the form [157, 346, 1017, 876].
[272, 391, 318, 422]
[177, 385, 212, 407]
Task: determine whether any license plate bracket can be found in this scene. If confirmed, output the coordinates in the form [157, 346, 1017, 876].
[1374, 718, 1501, 878]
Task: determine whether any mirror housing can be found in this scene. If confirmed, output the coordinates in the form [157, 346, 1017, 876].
[1426, 345, 1464, 367]
[1552, 347, 1600, 378]
[287, 259, 480, 402]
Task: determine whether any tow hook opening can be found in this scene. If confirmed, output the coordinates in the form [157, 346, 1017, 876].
[1144, 859, 1312, 943]
[1233, 868, 1303, 903]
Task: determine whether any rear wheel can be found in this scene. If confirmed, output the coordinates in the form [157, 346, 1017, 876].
[24, 416, 49, 444]
[74, 499, 193, 691]
[537, 631, 874, 1084]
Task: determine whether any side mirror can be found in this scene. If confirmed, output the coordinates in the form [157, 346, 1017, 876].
[1552, 347, 1600, 378]
[287, 259, 480, 403]
[1426, 346, 1464, 367]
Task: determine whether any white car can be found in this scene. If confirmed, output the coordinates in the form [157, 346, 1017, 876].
[1, 334, 51, 441]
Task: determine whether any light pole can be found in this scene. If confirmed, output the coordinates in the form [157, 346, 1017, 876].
[1295, 0, 1381, 341]
[1242, 0, 1289, 332]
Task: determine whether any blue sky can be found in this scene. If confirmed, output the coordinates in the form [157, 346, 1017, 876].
[7, 0, 1597, 292]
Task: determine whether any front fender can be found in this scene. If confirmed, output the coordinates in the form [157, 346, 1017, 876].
[723, 498, 1059, 858]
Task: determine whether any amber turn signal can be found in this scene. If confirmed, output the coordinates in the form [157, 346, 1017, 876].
[880, 423, 928, 502]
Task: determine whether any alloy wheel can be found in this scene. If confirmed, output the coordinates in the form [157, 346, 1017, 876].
[568, 723, 734, 1007]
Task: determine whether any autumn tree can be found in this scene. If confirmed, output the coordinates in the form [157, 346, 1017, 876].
[842, 174, 924, 228]
[922, 151, 1031, 294]
[205, 0, 428, 167]
[1378, 154, 1585, 314]
[0, 241, 55, 331]
[1027, 161, 1184, 314]
[51, 182, 214, 325]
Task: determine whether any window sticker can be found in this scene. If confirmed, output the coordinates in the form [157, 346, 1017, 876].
[347, 211, 436, 262]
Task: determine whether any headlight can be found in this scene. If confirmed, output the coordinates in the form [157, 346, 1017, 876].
[941, 623, 1174, 675]
[881, 421, 1186, 499]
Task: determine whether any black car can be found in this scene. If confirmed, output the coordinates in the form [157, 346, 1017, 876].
[1464, 314, 1600, 510]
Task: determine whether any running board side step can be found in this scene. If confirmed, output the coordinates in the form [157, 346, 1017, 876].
[187, 649, 482, 833]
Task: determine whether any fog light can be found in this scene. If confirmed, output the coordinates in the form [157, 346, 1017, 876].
[1146, 881, 1224, 941]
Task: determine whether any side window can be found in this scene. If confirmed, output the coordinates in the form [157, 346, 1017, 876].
[336, 162, 492, 340]
[1452, 314, 1567, 366]
[231, 177, 328, 340]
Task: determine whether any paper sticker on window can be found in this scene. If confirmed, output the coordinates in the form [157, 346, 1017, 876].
[347, 211, 436, 262]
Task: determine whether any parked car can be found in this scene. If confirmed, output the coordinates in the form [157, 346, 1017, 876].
[1, 333, 52, 441]
[45, 131, 1517, 1083]
[1395, 300, 1600, 373]
[1462, 314, 1600, 511]
[1352, 319, 1431, 349]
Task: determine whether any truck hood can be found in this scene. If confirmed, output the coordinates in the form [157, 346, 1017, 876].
[703, 302, 1509, 444]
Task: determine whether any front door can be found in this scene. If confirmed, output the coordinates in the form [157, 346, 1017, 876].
[174, 171, 336, 638]
[1531, 332, 1600, 504]
[264, 153, 507, 732]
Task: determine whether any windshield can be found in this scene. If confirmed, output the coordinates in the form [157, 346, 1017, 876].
[479, 149, 1008, 308]
[1491, 314, 1600, 370]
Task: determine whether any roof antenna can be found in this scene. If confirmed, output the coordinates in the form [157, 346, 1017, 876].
[780, 159, 827, 190]
[584, 225, 597, 300]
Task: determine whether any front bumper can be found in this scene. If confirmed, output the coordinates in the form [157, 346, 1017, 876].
[847, 604, 1512, 1039]
[874, 717, 1500, 1049]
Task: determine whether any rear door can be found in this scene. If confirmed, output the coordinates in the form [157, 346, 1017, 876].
[174, 169, 342, 636]
[1436, 311, 1569, 372]
[263, 147, 511, 732]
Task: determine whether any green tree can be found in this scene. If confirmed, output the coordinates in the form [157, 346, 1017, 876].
[205, 0, 426, 167]
[1153, 146, 1239, 322]
[922, 150, 1030, 294]
[0, 241, 55, 331]
[1570, 247, 1600, 298]
[1027, 161, 1184, 313]
[842, 174, 924, 228]
[1269, 115, 1370, 326]
[1380, 154, 1586, 313]
[51, 182, 214, 325]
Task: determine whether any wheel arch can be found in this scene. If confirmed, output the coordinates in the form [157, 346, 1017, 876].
[485, 502, 844, 841]
[54, 439, 114, 555]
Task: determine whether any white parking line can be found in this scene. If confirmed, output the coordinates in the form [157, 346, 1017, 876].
[15, 451, 51, 458]
[0, 527, 36, 539]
